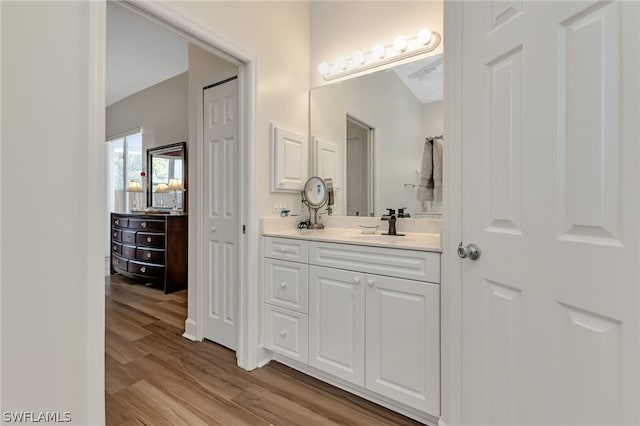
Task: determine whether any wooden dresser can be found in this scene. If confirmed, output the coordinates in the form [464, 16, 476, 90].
[110, 213, 187, 293]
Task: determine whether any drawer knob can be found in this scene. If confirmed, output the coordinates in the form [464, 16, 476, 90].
[146, 252, 152, 259]
[280, 330, 287, 337]
[367, 279, 375, 287]
[113, 231, 117, 237]
[114, 259, 119, 265]
[147, 237, 152, 243]
[279, 282, 287, 289]
[115, 219, 119, 225]
[140, 266, 146, 273]
[113, 245, 116, 251]
[211, 227, 216, 233]
[352, 277, 361, 285]
[142, 222, 147, 228]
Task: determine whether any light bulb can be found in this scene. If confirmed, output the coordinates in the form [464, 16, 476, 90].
[352, 51, 365, 66]
[417, 28, 432, 45]
[335, 56, 347, 70]
[318, 62, 330, 76]
[393, 35, 408, 52]
[372, 44, 385, 60]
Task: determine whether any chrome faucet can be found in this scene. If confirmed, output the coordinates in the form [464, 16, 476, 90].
[381, 209, 404, 236]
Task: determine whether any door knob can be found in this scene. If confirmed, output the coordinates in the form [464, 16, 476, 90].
[458, 242, 481, 260]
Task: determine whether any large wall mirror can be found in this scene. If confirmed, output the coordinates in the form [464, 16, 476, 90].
[310, 53, 443, 218]
[147, 142, 187, 213]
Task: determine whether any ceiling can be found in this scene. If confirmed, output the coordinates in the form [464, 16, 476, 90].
[106, 3, 188, 106]
[107, 3, 442, 107]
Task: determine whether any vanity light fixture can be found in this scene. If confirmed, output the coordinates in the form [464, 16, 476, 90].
[318, 28, 441, 81]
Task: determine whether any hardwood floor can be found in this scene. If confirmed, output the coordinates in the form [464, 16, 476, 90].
[106, 274, 423, 425]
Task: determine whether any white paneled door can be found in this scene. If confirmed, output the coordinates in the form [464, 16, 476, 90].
[460, 1, 639, 425]
[203, 78, 239, 350]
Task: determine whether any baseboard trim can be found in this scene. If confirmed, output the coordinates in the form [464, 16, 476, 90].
[182, 318, 199, 341]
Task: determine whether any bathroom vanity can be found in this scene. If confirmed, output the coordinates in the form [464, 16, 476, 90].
[262, 222, 441, 424]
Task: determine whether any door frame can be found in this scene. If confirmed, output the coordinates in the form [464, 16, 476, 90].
[95, 1, 260, 372]
[442, 2, 463, 426]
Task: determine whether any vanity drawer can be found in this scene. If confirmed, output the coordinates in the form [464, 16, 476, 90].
[112, 216, 128, 229]
[264, 237, 309, 263]
[136, 247, 165, 264]
[264, 304, 308, 363]
[264, 258, 309, 313]
[309, 241, 440, 283]
[136, 232, 165, 248]
[122, 245, 136, 259]
[129, 218, 165, 232]
[128, 260, 164, 278]
[121, 230, 137, 245]
[111, 254, 128, 271]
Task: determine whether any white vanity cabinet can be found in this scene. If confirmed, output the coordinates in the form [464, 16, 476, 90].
[263, 236, 441, 420]
[263, 237, 310, 363]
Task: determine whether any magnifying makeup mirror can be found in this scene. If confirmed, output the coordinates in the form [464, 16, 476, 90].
[301, 176, 328, 229]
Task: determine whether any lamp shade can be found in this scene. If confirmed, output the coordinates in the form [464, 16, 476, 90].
[156, 183, 169, 193]
[127, 180, 143, 192]
[167, 178, 184, 192]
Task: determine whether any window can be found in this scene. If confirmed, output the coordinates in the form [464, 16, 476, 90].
[105, 130, 143, 213]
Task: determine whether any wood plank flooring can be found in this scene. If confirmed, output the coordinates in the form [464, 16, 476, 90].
[106, 274, 423, 425]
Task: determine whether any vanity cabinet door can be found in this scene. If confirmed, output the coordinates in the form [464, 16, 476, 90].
[309, 265, 365, 386]
[365, 274, 440, 414]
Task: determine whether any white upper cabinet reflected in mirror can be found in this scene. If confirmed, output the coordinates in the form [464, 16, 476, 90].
[310, 53, 444, 218]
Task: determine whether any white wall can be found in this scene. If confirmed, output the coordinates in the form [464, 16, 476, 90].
[310, 1, 444, 88]
[106, 71, 188, 159]
[168, 1, 311, 217]
[1, 1, 102, 424]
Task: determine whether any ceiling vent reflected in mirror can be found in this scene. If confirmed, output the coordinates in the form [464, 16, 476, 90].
[392, 54, 444, 104]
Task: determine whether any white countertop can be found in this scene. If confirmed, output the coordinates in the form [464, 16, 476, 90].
[263, 227, 441, 252]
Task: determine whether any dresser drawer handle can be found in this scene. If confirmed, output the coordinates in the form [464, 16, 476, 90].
[113, 245, 116, 251]
[141, 222, 147, 228]
[113, 231, 117, 237]
[114, 259, 119, 265]
[279, 282, 287, 289]
[140, 266, 146, 273]
[280, 330, 287, 337]
[146, 252, 152, 259]
[147, 237, 152, 243]
[115, 219, 119, 225]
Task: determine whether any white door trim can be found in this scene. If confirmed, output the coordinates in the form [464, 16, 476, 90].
[442, 2, 463, 426]
[117, 1, 260, 370]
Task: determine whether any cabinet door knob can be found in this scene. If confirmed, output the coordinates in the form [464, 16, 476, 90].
[280, 330, 287, 337]
[279, 282, 287, 289]
[147, 237, 152, 243]
[140, 266, 146, 273]
[211, 227, 216, 232]
[353, 277, 361, 284]
[141, 222, 147, 228]
[367, 279, 375, 287]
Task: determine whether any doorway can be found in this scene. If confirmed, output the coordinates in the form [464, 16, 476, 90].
[103, 1, 258, 371]
[345, 116, 374, 217]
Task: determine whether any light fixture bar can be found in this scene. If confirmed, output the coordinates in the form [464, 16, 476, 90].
[319, 29, 441, 81]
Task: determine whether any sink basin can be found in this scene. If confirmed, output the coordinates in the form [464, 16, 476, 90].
[349, 234, 415, 243]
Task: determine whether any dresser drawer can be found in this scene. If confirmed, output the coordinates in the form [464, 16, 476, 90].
[111, 254, 128, 271]
[128, 260, 164, 278]
[129, 218, 165, 232]
[264, 258, 309, 313]
[112, 241, 122, 255]
[264, 304, 308, 363]
[136, 247, 164, 264]
[112, 216, 128, 229]
[264, 237, 309, 263]
[121, 245, 136, 259]
[122, 230, 137, 245]
[136, 232, 165, 248]
[309, 241, 441, 283]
